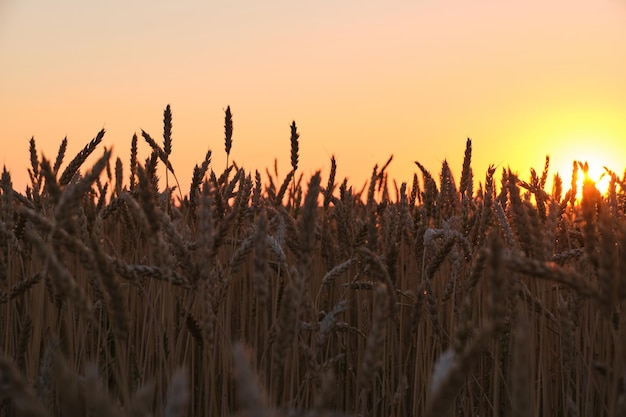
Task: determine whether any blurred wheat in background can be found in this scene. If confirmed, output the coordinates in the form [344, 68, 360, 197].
[0, 105, 625, 417]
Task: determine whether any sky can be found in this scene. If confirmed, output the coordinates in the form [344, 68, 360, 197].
[1, 0, 625, 196]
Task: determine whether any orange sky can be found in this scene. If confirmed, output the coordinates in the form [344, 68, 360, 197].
[1, 0, 625, 196]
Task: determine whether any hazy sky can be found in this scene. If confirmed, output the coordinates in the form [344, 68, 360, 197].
[1, 0, 625, 194]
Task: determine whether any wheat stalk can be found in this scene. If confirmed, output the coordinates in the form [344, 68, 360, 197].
[224, 106, 233, 168]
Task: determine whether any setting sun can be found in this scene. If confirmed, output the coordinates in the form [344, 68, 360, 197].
[580, 160, 612, 195]
[551, 158, 614, 202]
[548, 131, 623, 200]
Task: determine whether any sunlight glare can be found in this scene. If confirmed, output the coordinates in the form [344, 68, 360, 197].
[556, 158, 614, 202]
[547, 127, 624, 202]
[578, 161, 611, 197]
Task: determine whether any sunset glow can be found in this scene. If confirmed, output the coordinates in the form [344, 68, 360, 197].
[582, 164, 612, 197]
[1, 0, 625, 193]
[548, 130, 624, 200]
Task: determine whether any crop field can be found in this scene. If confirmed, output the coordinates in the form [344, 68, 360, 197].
[0, 106, 625, 417]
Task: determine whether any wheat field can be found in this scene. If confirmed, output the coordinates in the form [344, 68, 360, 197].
[0, 106, 625, 417]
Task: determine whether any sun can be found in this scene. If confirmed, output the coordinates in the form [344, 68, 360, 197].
[553, 154, 618, 202]
[576, 160, 612, 197]
[524, 109, 626, 202]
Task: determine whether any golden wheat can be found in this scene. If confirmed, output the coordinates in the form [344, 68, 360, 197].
[0, 106, 625, 417]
